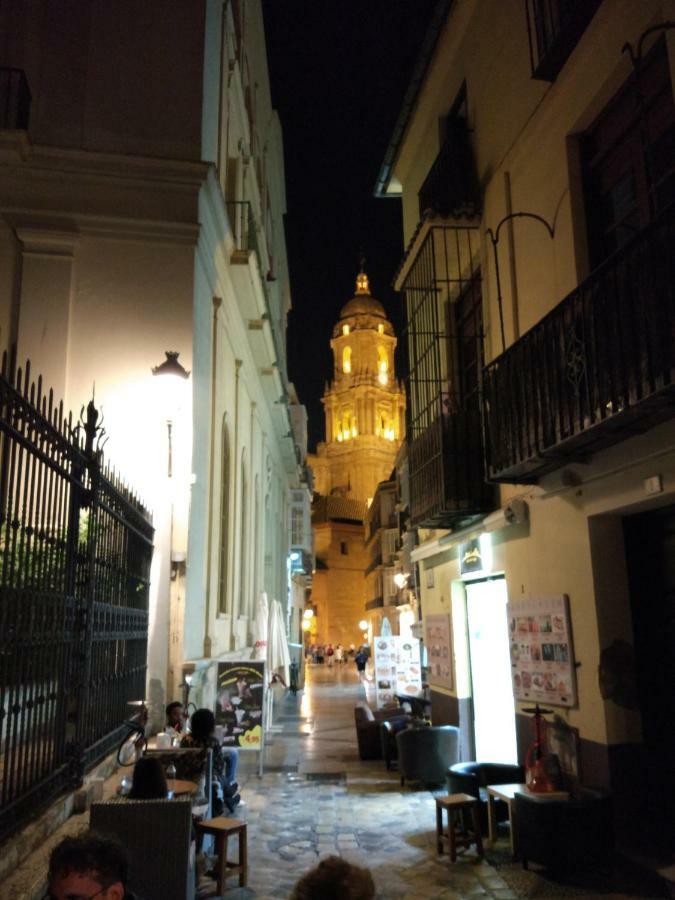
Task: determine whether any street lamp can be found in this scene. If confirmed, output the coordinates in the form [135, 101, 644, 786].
[151, 351, 190, 477]
[358, 619, 368, 631]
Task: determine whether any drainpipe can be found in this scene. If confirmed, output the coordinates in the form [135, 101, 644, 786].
[503, 172, 520, 342]
[203, 296, 222, 659]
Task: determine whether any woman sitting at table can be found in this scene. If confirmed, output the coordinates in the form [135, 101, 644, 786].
[128, 756, 168, 800]
[181, 708, 240, 814]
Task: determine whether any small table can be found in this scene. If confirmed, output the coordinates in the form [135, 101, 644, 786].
[435, 794, 483, 862]
[486, 782, 528, 857]
[196, 817, 247, 891]
[167, 778, 198, 797]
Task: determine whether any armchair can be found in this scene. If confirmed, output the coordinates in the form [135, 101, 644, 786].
[380, 718, 409, 770]
[354, 702, 408, 760]
[397, 725, 460, 786]
[90, 797, 196, 900]
[447, 761, 524, 835]
[514, 788, 613, 873]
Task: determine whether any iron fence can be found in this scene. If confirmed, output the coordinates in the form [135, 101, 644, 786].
[0, 354, 153, 841]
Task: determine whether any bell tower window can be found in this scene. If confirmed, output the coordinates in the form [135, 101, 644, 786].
[377, 346, 388, 385]
[342, 346, 352, 374]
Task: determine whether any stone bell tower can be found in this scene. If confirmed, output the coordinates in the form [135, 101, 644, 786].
[310, 267, 405, 504]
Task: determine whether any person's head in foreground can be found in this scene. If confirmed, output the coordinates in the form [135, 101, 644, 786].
[190, 707, 216, 742]
[165, 701, 185, 730]
[45, 832, 129, 900]
[128, 755, 168, 800]
[290, 856, 375, 900]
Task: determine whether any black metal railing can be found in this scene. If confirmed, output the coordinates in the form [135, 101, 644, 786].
[0, 354, 153, 841]
[0, 67, 31, 130]
[525, 0, 604, 81]
[409, 395, 497, 527]
[418, 122, 481, 221]
[483, 201, 675, 483]
[365, 597, 384, 611]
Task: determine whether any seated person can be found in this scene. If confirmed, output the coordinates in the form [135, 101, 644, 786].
[290, 856, 375, 900]
[127, 756, 168, 800]
[181, 708, 240, 813]
[46, 831, 136, 900]
[165, 700, 187, 735]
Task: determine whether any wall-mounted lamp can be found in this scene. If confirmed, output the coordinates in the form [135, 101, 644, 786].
[151, 351, 190, 477]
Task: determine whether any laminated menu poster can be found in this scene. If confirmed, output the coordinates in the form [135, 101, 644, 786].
[424, 613, 454, 691]
[215, 661, 265, 749]
[373, 636, 422, 709]
[507, 596, 578, 707]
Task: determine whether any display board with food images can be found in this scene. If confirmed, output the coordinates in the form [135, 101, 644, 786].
[507, 595, 577, 707]
[373, 636, 422, 709]
[215, 661, 265, 749]
[424, 613, 454, 691]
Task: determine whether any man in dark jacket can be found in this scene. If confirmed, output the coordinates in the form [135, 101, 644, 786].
[45, 832, 137, 900]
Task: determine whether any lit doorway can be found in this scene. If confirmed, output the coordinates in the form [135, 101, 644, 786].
[465, 578, 517, 763]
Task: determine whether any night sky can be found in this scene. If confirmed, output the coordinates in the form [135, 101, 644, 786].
[262, 1, 436, 450]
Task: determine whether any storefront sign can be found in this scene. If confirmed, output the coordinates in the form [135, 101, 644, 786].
[215, 661, 265, 749]
[424, 613, 454, 690]
[459, 538, 483, 575]
[506, 595, 577, 707]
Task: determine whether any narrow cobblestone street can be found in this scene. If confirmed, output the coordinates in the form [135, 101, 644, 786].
[230, 665, 660, 900]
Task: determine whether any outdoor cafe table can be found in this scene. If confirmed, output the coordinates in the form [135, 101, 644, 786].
[167, 779, 199, 797]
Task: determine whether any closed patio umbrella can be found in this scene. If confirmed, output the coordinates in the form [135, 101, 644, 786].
[252, 591, 269, 661]
[267, 598, 291, 686]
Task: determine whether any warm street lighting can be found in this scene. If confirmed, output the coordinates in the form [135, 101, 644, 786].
[301, 619, 312, 632]
[151, 351, 190, 477]
[394, 572, 409, 589]
[358, 619, 368, 631]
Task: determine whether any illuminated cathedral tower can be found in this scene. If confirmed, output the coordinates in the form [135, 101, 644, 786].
[310, 268, 405, 504]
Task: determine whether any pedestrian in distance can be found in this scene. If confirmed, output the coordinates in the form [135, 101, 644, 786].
[326, 643, 335, 667]
[354, 647, 368, 682]
[316, 644, 325, 664]
[335, 644, 344, 665]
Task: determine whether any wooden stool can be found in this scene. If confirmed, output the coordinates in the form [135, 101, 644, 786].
[435, 793, 483, 862]
[195, 816, 248, 891]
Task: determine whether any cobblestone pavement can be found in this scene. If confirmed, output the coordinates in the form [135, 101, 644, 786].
[226, 665, 660, 900]
[2, 664, 664, 899]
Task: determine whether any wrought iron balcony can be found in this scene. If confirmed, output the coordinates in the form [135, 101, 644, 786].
[483, 201, 675, 483]
[0, 67, 31, 130]
[525, 0, 604, 81]
[418, 121, 481, 221]
[409, 395, 496, 527]
[365, 596, 384, 611]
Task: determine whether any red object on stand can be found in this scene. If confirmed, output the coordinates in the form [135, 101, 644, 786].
[523, 705, 557, 793]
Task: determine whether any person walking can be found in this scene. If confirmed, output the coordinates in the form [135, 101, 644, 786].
[335, 644, 344, 665]
[355, 647, 368, 682]
[326, 643, 335, 667]
[316, 644, 325, 664]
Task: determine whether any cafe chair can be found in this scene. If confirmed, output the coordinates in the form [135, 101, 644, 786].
[514, 787, 614, 874]
[90, 797, 196, 900]
[380, 718, 409, 770]
[354, 702, 409, 760]
[447, 761, 525, 835]
[397, 725, 460, 787]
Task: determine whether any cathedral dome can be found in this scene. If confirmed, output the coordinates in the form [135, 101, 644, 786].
[335, 269, 393, 335]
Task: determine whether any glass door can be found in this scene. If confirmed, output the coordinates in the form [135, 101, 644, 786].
[466, 578, 518, 763]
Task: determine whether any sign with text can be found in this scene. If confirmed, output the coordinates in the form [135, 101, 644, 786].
[507, 595, 577, 707]
[424, 613, 454, 691]
[372, 636, 422, 709]
[215, 661, 265, 749]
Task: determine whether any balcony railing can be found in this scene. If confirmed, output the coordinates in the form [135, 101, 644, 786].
[0, 67, 31, 130]
[409, 396, 497, 527]
[483, 201, 675, 483]
[365, 596, 384, 611]
[418, 122, 481, 221]
[525, 0, 603, 81]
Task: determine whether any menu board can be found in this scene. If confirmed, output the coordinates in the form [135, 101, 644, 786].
[373, 636, 422, 709]
[215, 661, 265, 749]
[507, 596, 577, 707]
[424, 614, 454, 691]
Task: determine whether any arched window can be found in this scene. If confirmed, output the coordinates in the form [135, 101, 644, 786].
[218, 420, 230, 614]
[342, 346, 352, 374]
[377, 346, 388, 385]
